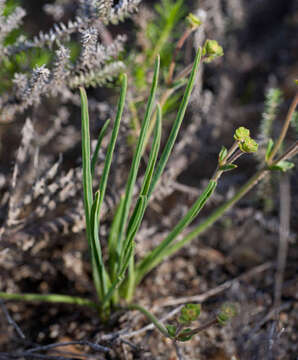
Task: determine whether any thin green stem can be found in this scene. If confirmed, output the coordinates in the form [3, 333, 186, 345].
[126, 304, 170, 338]
[163, 169, 268, 259]
[0, 292, 99, 310]
[135, 179, 217, 285]
[136, 137, 298, 284]
[176, 318, 217, 341]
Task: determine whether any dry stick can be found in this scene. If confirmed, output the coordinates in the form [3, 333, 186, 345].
[174, 342, 185, 360]
[274, 140, 298, 163]
[247, 302, 291, 340]
[267, 92, 298, 164]
[0, 300, 25, 339]
[167, 28, 194, 86]
[274, 173, 290, 316]
[23, 341, 110, 354]
[0, 354, 71, 360]
[175, 63, 193, 82]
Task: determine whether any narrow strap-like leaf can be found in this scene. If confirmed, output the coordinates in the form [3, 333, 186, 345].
[102, 242, 134, 306]
[80, 88, 102, 301]
[97, 74, 127, 221]
[123, 106, 162, 299]
[135, 179, 217, 284]
[148, 48, 202, 197]
[91, 118, 111, 176]
[125, 195, 147, 248]
[80, 87, 93, 228]
[90, 191, 110, 300]
[116, 56, 160, 262]
[108, 196, 125, 275]
[126, 104, 162, 239]
[140, 104, 162, 196]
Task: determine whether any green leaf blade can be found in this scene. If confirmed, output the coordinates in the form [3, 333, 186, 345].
[80, 87, 93, 227]
[135, 179, 217, 284]
[148, 47, 202, 197]
[116, 56, 160, 263]
[91, 118, 111, 176]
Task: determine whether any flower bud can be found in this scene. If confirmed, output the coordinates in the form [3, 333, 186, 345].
[233, 127, 250, 142]
[187, 13, 202, 29]
[203, 39, 224, 62]
[239, 137, 258, 153]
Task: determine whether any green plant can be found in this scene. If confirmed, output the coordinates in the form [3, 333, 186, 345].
[1, 44, 297, 341]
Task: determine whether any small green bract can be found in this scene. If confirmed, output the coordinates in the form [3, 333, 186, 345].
[166, 324, 177, 337]
[177, 328, 193, 342]
[218, 146, 228, 163]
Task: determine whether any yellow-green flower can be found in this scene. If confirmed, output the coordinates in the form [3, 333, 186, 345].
[239, 137, 258, 153]
[187, 13, 202, 29]
[203, 40, 224, 57]
[234, 127, 250, 142]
